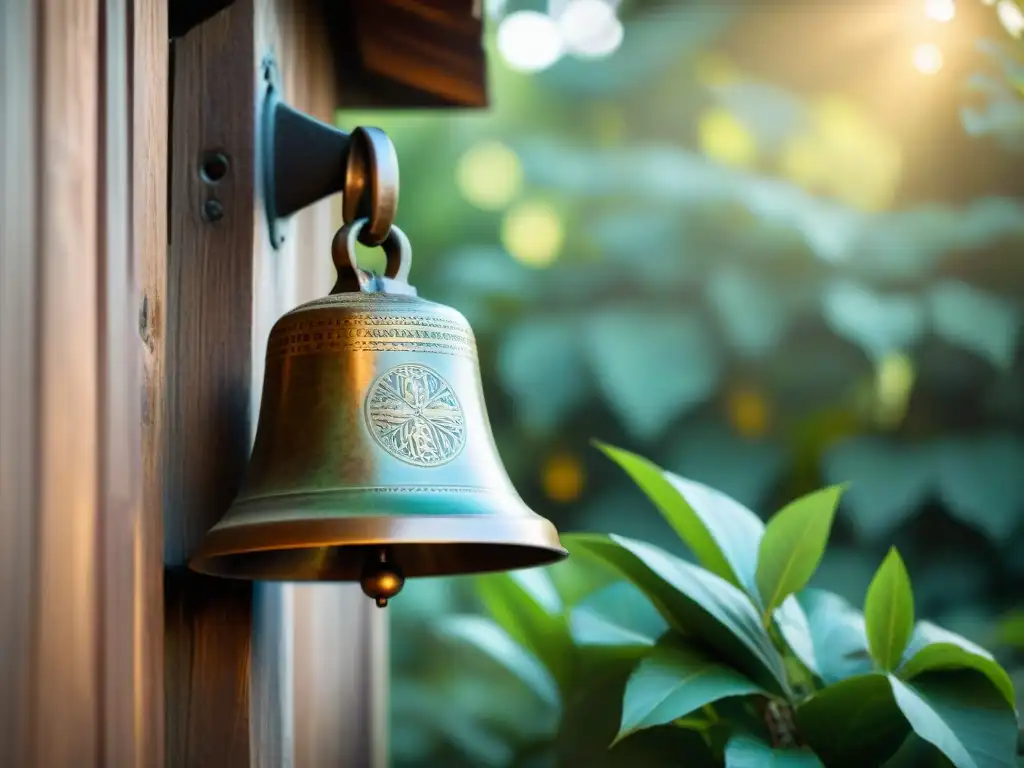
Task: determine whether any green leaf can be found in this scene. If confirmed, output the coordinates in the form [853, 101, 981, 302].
[903, 620, 994, 662]
[564, 533, 788, 695]
[557, 646, 717, 768]
[864, 548, 915, 671]
[437, 616, 560, 708]
[996, 610, 1024, 649]
[822, 438, 933, 541]
[935, 434, 1024, 543]
[582, 307, 719, 440]
[797, 673, 909, 767]
[569, 607, 657, 651]
[889, 671, 1019, 768]
[570, 581, 667, 650]
[775, 596, 820, 677]
[882, 734, 951, 768]
[822, 280, 925, 359]
[497, 316, 588, 434]
[798, 589, 872, 684]
[615, 636, 765, 745]
[756, 485, 846, 617]
[594, 442, 764, 596]
[928, 281, 1020, 370]
[899, 642, 1016, 710]
[475, 570, 572, 691]
[546, 555, 620, 608]
[724, 733, 824, 767]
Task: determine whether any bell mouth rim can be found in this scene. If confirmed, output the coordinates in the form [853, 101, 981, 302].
[188, 514, 567, 582]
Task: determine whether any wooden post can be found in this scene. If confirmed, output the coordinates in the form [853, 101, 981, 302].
[133, 0, 170, 759]
[164, 1, 387, 764]
[2, 1, 483, 764]
[0, 0, 164, 765]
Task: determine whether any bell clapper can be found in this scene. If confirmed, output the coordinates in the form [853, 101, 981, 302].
[359, 547, 405, 608]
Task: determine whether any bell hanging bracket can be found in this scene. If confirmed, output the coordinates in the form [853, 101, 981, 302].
[260, 55, 399, 248]
[193, 59, 566, 607]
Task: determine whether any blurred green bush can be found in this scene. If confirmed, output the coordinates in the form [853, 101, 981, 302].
[366, 2, 1024, 764]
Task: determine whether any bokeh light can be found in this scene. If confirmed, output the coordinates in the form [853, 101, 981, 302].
[697, 107, 757, 168]
[997, 0, 1024, 37]
[500, 200, 564, 268]
[455, 141, 524, 211]
[726, 385, 771, 439]
[779, 135, 827, 189]
[558, 0, 624, 59]
[542, 452, 585, 502]
[912, 43, 944, 74]
[924, 0, 956, 22]
[497, 10, 564, 73]
[874, 352, 916, 428]
[808, 95, 903, 211]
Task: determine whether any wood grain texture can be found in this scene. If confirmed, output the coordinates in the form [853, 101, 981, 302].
[99, 0, 160, 764]
[34, 0, 103, 764]
[164, 1, 392, 765]
[165, 1, 257, 567]
[352, 0, 487, 107]
[165, 572, 253, 767]
[164, 2, 257, 766]
[256, 2, 392, 765]
[0, 0, 40, 763]
[130, 0, 168, 764]
[1, 0, 163, 764]
[257, 2, 390, 766]
[327, 0, 489, 109]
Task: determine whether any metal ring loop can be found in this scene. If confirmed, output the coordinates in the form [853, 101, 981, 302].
[342, 127, 399, 247]
[330, 219, 412, 291]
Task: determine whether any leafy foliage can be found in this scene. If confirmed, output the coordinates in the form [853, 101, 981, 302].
[406, 445, 1020, 766]
[381, 4, 1024, 764]
[864, 548, 915, 672]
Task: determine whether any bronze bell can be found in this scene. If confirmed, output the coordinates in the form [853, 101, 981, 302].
[189, 216, 567, 606]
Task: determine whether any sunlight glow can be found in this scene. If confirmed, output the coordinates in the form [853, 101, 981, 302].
[697, 108, 757, 169]
[997, 0, 1024, 37]
[501, 201, 564, 268]
[456, 141, 524, 211]
[779, 135, 827, 189]
[924, 0, 956, 22]
[912, 43, 944, 74]
[497, 11, 564, 73]
[802, 96, 903, 212]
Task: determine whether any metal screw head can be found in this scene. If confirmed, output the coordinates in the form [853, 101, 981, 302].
[202, 199, 224, 223]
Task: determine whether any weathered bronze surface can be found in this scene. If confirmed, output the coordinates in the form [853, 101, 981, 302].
[189, 219, 567, 591]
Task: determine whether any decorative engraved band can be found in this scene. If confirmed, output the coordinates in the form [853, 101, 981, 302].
[267, 313, 477, 359]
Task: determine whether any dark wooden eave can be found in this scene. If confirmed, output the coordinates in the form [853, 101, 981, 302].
[170, 0, 489, 108]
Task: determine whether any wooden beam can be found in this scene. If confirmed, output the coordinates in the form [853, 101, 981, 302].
[34, 2, 103, 762]
[165, 1, 388, 765]
[257, 2, 390, 766]
[0, 0, 162, 764]
[0, 0, 41, 759]
[132, 0, 169, 758]
[102, 0, 166, 764]
[340, 0, 488, 108]
[164, 2, 257, 764]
